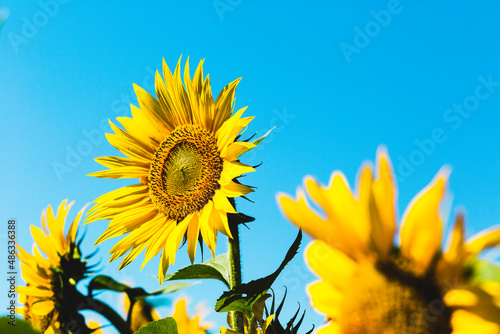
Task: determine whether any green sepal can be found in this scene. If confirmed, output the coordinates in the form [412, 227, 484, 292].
[133, 317, 178, 334]
[163, 253, 231, 288]
[228, 212, 255, 226]
[469, 258, 500, 283]
[215, 230, 302, 318]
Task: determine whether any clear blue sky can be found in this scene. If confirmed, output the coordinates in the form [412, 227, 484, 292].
[1, 1, 499, 332]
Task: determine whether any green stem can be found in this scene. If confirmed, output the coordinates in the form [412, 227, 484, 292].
[228, 199, 244, 332]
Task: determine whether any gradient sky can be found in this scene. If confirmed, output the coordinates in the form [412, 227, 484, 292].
[1, 1, 499, 333]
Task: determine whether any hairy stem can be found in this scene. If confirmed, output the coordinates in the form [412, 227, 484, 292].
[228, 199, 244, 332]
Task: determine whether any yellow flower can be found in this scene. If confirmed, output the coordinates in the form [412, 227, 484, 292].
[17, 200, 88, 334]
[125, 297, 160, 332]
[278, 147, 500, 334]
[170, 298, 211, 334]
[123, 295, 210, 333]
[87, 56, 264, 283]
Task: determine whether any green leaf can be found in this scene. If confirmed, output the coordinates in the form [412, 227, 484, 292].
[0, 317, 41, 334]
[88, 275, 195, 301]
[163, 253, 231, 288]
[149, 281, 199, 296]
[88, 275, 131, 294]
[215, 230, 302, 317]
[470, 258, 500, 283]
[133, 317, 178, 334]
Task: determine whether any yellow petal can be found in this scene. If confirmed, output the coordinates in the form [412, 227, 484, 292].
[220, 161, 255, 185]
[277, 190, 335, 246]
[212, 191, 237, 214]
[450, 309, 500, 334]
[30, 226, 58, 260]
[400, 168, 450, 274]
[16, 286, 54, 298]
[187, 213, 200, 264]
[305, 241, 356, 291]
[466, 226, 500, 256]
[304, 174, 370, 258]
[133, 82, 174, 132]
[31, 300, 55, 316]
[223, 141, 256, 161]
[307, 281, 342, 318]
[220, 181, 254, 198]
[199, 205, 217, 256]
[316, 323, 341, 334]
[370, 147, 397, 260]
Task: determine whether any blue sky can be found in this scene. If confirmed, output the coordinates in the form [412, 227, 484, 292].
[1, 1, 499, 332]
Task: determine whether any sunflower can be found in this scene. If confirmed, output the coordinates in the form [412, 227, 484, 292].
[86, 56, 265, 283]
[122, 294, 210, 333]
[17, 200, 90, 334]
[277, 147, 500, 334]
[170, 298, 211, 334]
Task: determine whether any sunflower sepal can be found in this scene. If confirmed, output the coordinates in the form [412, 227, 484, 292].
[468, 258, 500, 284]
[263, 288, 315, 334]
[228, 212, 255, 227]
[132, 317, 178, 334]
[215, 230, 302, 318]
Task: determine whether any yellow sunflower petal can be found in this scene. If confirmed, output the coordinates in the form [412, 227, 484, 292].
[17, 286, 54, 298]
[220, 161, 255, 185]
[304, 174, 370, 259]
[400, 167, 450, 274]
[466, 226, 500, 256]
[305, 241, 356, 291]
[133, 82, 174, 132]
[30, 300, 55, 316]
[212, 191, 237, 214]
[277, 190, 335, 246]
[30, 226, 59, 260]
[307, 281, 342, 318]
[316, 323, 342, 334]
[370, 147, 397, 260]
[450, 309, 500, 334]
[224, 141, 256, 161]
[187, 213, 200, 263]
[220, 181, 254, 198]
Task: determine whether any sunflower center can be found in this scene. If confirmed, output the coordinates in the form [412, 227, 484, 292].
[338, 256, 452, 334]
[149, 125, 223, 221]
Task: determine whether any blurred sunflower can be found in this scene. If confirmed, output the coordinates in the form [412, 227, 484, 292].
[278, 147, 500, 334]
[122, 295, 210, 333]
[17, 200, 91, 334]
[87, 56, 265, 283]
